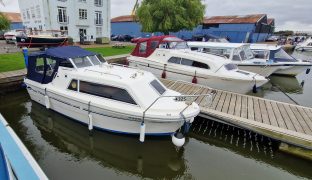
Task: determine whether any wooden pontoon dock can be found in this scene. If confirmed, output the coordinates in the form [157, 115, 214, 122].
[160, 79, 312, 159]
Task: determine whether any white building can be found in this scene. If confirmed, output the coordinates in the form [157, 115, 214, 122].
[18, 0, 111, 42]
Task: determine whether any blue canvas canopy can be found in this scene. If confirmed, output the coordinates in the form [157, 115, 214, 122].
[27, 46, 96, 84]
[45, 46, 96, 59]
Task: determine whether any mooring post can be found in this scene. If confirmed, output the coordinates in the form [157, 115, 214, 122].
[22, 47, 29, 68]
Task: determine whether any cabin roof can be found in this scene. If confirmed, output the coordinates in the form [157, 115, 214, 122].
[250, 44, 281, 51]
[1, 12, 22, 23]
[188, 41, 247, 48]
[29, 46, 97, 59]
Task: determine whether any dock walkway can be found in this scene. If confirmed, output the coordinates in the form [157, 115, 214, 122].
[160, 79, 312, 150]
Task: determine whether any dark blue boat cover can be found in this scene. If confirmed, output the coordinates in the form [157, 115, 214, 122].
[45, 46, 96, 59]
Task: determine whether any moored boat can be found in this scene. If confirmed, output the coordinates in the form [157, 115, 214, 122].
[128, 36, 268, 94]
[250, 44, 312, 76]
[16, 30, 68, 48]
[295, 37, 312, 51]
[187, 41, 282, 77]
[24, 46, 204, 146]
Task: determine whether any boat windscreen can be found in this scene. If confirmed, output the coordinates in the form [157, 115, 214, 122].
[88, 55, 101, 65]
[72, 57, 93, 68]
[273, 49, 296, 62]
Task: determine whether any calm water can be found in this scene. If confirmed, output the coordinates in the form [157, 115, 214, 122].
[0, 51, 312, 180]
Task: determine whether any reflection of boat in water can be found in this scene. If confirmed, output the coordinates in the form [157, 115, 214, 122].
[269, 75, 303, 94]
[30, 102, 187, 179]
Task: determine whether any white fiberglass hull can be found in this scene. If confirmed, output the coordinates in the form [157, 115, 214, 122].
[26, 82, 189, 135]
[129, 62, 267, 94]
[273, 65, 311, 76]
[237, 65, 280, 77]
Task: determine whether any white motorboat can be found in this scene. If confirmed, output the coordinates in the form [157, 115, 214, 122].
[187, 41, 282, 77]
[128, 36, 268, 94]
[250, 44, 312, 76]
[295, 37, 312, 51]
[24, 46, 204, 146]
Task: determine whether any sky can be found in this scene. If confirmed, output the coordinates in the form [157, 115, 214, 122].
[1, 0, 311, 31]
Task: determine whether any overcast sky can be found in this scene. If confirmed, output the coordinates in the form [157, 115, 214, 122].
[1, 0, 311, 31]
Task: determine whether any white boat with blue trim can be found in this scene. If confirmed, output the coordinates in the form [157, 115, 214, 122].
[0, 114, 48, 180]
[24, 46, 203, 145]
[250, 44, 312, 76]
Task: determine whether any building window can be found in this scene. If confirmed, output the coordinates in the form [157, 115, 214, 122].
[30, 6, 35, 18]
[58, 7, 68, 23]
[94, 0, 102, 6]
[36, 5, 41, 19]
[78, 0, 87, 2]
[79, 9, 87, 20]
[96, 27, 102, 36]
[79, 81, 137, 105]
[60, 26, 68, 31]
[26, 9, 30, 19]
[95, 11, 102, 25]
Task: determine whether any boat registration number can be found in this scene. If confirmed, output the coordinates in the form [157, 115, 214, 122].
[174, 96, 195, 102]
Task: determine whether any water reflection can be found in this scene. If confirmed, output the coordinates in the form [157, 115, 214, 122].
[30, 102, 187, 179]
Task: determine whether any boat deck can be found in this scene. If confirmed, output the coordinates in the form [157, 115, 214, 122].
[160, 79, 312, 149]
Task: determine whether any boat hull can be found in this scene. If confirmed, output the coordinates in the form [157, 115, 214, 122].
[237, 65, 280, 77]
[26, 83, 187, 135]
[273, 65, 311, 76]
[16, 36, 68, 48]
[130, 61, 267, 94]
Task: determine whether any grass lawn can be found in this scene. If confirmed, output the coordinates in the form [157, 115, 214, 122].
[85, 45, 134, 57]
[0, 46, 135, 73]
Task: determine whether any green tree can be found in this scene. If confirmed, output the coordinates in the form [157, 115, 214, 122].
[0, 12, 10, 30]
[136, 0, 205, 35]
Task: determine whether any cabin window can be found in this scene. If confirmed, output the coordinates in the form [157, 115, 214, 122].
[35, 58, 45, 74]
[96, 54, 106, 63]
[253, 50, 269, 59]
[72, 57, 92, 68]
[168, 57, 181, 64]
[151, 41, 159, 49]
[46, 58, 57, 77]
[88, 55, 101, 65]
[307, 43, 312, 46]
[224, 63, 238, 70]
[59, 60, 74, 68]
[68, 79, 78, 91]
[139, 42, 147, 54]
[79, 81, 137, 105]
[150, 79, 166, 95]
[190, 47, 198, 51]
[181, 58, 209, 69]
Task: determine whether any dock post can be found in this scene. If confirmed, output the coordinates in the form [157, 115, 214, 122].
[22, 47, 29, 68]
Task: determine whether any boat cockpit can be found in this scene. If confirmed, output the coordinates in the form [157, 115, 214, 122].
[27, 46, 105, 84]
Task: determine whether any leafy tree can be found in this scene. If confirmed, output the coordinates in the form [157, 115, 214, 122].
[136, 0, 205, 35]
[0, 12, 10, 31]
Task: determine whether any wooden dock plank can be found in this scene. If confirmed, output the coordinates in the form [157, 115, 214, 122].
[297, 108, 312, 133]
[161, 78, 312, 149]
[247, 97, 255, 120]
[228, 93, 237, 115]
[284, 104, 305, 133]
[221, 93, 232, 113]
[290, 106, 312, 135]
[216, 92, 226, 111]
[271, 102, 287, 129]
[264, 101, 279, 127]
[241, 96, 248, 119]
[210, 91, 222, 110]
[277, 103, 296, 131]
[258, 99, 270, 125]
[234, 95, 242, 117]
[253, 98, 262, 123]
